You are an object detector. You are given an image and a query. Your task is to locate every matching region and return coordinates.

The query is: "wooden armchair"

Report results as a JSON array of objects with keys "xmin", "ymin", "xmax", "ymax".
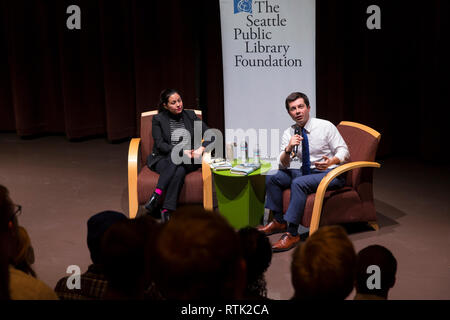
[
  {"xmin": 281, "ymin": 121, "xmax": 381, "ymax": 235},
  {"xmin": 127, "ymin": 110, "xmax": 213, "ymax": 218}
]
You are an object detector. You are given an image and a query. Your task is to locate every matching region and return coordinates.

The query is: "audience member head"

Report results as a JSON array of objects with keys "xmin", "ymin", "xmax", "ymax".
[
  {"xmin": 238, "ymin": 226, "xmax": 272, "ymax": 299},
  {"xmin": 291, "ymin": 225, "xmax": 356, "ymax": 300},
  {"xmin": 355, "ymin": 245, "xmax": 397, "ymax": 299},
  {"xmin": 1, "ymin": 185, "xmax": 23, "ymax": 299},
  {"xmin": 0, "ymin": 185, "xmax": 14, "ymax": 299},
  {"xmin": 0, "ymin": 185, "xmax": 17, "ymax": 232},
  {"xmin": 11, "ymin": 226, "xmax": 36, "ymax": 278},
  {"xmin": 0, "ymin": 232, "xmax": 8, "ymax": 300},
  {"xmin": 87, "ymin": 210, "xmax": 128, "ymax": 265},
  {"xmin": 153, "ymin": 206, "xmax": 246, "ymax": 300},
  {"xmin": 101, "ymin": 216, "xmax": 159, "ymax": 299}
]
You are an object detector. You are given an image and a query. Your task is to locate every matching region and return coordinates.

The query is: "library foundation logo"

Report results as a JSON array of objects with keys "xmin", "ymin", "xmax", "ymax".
[
  {"xmin": 231, "ymin": 0, "xmax": 302, "ymax": 68},
  {"xmin": 234, "ymin": 0, "xmax": 252, "ymax": 14}
]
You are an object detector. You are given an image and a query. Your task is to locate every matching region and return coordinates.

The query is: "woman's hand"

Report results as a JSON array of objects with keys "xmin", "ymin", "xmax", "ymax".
[
  {"xmin": 184, "ymin": 149, "xmax": 194, "ymax": 158},
  {"xmin": 192, "ymin": 146, "xmax": 205, "ymax": 159}
]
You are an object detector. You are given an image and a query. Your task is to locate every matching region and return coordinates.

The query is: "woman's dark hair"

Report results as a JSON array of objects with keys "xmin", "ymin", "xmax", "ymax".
[
  {"xmin": 158, "ymin": 89, "xmax": 181, "ymax": 111},
  {"xmin": 285, "ymin": 92, "xmax": 310, "ymax": 111}
]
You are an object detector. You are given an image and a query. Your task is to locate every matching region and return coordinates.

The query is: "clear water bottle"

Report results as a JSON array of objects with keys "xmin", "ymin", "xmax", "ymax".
[
  {"xmin": 226, "ymin": 143, "xmax": 234, "ymax": 162},
  {"xmin": 254, "ymin": 144, "xmax": 260, "ymax": 164},
  {"xmin": 240, "ymin": 140, "xmax": 248, "ymax": 163}
]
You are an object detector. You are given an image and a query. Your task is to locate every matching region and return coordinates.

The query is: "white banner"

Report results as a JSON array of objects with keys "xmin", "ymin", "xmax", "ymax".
[{"xmin": 219, "ymin": 0, "xmax": 316, "ymax": 164}]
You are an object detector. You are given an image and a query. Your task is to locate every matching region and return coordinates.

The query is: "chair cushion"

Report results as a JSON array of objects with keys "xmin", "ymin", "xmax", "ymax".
[
  {"xmin": 137, "ymin": 167, "xmax": 203, "ymax": 205},
  {"xmin": 282, "ymin": 187, "xmax": 376, "ymax": 227}
]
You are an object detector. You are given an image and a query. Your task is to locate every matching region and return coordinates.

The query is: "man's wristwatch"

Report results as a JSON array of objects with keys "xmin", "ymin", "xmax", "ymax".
[{"xmin": 284, "ymin": 147, "xmax": 291, "ymax": 155}]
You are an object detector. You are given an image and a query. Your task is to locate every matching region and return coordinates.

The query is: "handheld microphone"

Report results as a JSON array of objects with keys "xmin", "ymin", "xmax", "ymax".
[{"xmin": 293, "ymin": 126, "xmax": 301, "ymax": 155}]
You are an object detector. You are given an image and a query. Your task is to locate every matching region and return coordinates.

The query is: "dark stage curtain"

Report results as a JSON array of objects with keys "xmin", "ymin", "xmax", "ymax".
[
  {"xmin": 316, "ymin": 0, "xmax": 450, "ymax": 160},
  {"xmin": 1, "ymin": 0, "xmax": 448, "ymax": 160},
  {"xmin": 0, "ymin": 0, "xmax": 224, "ymax": 141}
]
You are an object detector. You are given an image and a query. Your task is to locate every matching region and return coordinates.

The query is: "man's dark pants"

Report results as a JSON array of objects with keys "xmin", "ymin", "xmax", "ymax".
[{"xmin": 265, "ymin": 168, "xmax": 346, "ymax": 225}]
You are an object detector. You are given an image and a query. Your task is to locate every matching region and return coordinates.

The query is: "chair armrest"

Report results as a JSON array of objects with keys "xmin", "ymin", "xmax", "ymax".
[
  {"xmin": 128, "ymin": 138, "xmax": 141, "ymax": 219},
  {"xmin": 309, "ymin": 161, "xmax": 381, "ymax": 235},
  {"xmin": 202, "ymin": 151, "xmax": 214, "ymax": 211}
]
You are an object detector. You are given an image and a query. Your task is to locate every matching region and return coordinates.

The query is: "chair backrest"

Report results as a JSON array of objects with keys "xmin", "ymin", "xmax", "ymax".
[
  {"xmin": 337, "ymin": 121, "xmax": 381, "ymax": 188},
  {"xmin": 139, "ymin": 109, "xmax": 203, "ymax": 168}
]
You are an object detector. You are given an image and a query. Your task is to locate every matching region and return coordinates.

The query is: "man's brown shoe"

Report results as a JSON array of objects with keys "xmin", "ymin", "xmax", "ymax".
[
  {"xmin": 272, "ymin": 232, "xmax": 301, "ymax": 252},
  {"xmin": 257, "ymin": 220, "xmax": 287, "ymax": 236}
]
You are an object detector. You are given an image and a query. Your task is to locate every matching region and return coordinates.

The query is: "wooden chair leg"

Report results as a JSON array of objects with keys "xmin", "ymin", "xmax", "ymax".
[
  {"xmin": 128, "ymin": 138, "xmax": 141, "ymax": 219},
  {"xmin": 202, "ymin": 152, "xmax": 214, "ymax": 211}
]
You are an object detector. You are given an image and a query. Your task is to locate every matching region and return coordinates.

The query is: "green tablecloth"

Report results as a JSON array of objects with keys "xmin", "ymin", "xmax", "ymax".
[{"xmin": 211, "ymin": 160, "xmax": 272, "ymax": 229}]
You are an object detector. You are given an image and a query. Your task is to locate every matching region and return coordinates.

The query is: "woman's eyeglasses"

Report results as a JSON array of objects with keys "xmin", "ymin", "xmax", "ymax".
[{"xmin": 14, "ymin": 204, "xmax": 22, "ymax": 217}]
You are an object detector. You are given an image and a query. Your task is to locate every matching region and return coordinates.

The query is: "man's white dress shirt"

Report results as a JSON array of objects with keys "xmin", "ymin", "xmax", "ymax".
[{"xmin": 278, "ymin": 118, "xmax": 350, "ymax": 170}]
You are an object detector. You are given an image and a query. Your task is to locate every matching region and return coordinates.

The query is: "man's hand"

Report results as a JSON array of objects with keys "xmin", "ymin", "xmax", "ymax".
[
  {"xmin": 314, "ymin": 156, "xmax": 340, "ymax": 170},
  {"xmin": 288, "ymin": 134, "xmax": 303, "ymax": 153}
]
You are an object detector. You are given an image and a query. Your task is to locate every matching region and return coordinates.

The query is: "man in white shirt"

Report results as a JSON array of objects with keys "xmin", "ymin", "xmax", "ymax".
[{"xmin": 258, "ymin": 92, "xmax": 350, "ymax": 252}]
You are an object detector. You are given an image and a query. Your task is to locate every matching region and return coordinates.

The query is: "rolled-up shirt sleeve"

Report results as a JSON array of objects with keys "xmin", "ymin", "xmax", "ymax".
[{"xmin": 277, "ymin": 128, "xmax": 291, "ymax": 167}]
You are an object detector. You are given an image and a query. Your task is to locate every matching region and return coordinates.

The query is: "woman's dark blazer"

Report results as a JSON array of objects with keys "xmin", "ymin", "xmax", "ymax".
[{"xmin": 146, "ymin": 109, "xmax": 211, "ymax": 170}]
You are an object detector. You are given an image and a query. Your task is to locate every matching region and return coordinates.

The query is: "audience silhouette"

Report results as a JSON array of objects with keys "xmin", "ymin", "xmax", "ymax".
[
  {"xmin": 2, "ymin": 182, "xmax": 401, "ymax": 302},
  {"xmin": 0, "ymin": 186, "xmax": 11, "ymax": 300},
  {"xmin": 54, "ymin": 210, "xmax": 128, "ymax": 300},
  {"xmin": 11, "ymin": 226, "xmax": 36, "ymax": 278},
  {"xmin": 0, "ymin": 184, "xmax": 58, "ymax": 300},
  {"xmin": 238, "ymin": 226, "xmax": 272, "ymax": 300},
  {"xmin": 152, "ymin": 205, "xmax": 246, "ymax": 300},
  {"xmin": 101, "ymin": 215, "xmax": 161, "ymax": 299},
  {"xmin": 354, "ymin": 244, "xmax": 397, "ymax": 300},
  {"xmin": 291, "ymin": 225, "xmax": 356, "ymax": 300}
]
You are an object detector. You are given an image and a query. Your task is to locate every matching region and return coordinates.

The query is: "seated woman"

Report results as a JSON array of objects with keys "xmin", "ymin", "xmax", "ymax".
[{"xmin": 144, "ymin": 89, "xmax": 212, "ymax": 221}]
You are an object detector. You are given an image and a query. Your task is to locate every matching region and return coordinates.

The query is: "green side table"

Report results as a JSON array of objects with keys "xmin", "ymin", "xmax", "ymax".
[{"xmin": 211, "ymin": 160, "xmax": 272, "ymax": 229}]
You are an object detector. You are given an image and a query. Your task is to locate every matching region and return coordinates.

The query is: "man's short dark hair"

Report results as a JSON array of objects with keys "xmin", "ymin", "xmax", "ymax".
[
  {"xmin": 100, "ymin": 218, "xmax": 153, "ymax": 297},
  {"xmin": 285, "ymin": 92, "xmax": 310, "ymax": 111},
  {"xmin": 87, "ymin": 210, "xmax": 128, "ymax": 265},
  {"xmin": 356, "ymin": 245, "xmax": 397, "ymax": 298}
]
